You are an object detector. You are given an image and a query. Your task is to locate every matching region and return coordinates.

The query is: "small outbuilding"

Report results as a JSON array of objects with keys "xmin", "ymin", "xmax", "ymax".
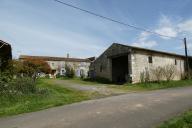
[
  {"xmin": 90, "ymin": 43, "xmax": 190, "ymax": 84},
  {"xmin": 0, "ymin": 40, "xmax": 12, "ymax": 71}
]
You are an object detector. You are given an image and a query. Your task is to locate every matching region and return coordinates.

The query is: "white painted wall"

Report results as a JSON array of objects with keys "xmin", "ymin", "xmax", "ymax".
[{"xmin": 47, "ymin": 61, "xmax": 90, "ymax": 77}]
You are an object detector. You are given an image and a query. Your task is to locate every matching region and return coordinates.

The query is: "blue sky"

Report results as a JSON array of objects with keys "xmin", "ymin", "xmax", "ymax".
[{"xmin": 1, "ymin": 0, "xmax": 192, "ymax": 58}]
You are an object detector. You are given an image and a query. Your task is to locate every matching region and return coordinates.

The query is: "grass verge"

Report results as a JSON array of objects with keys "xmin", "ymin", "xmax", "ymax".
[
  {"xmin": 0, "ymin": 79, "xmax": 99, "ymax": 117},
  {"xmin": 157, "ymin": 110, "xmax": 192, "ymax": 128},
  {"xmin": 58, "ymin": 77, "xmax": 101, "ymax": 85},
  {"xmin": 57, "ymin": 77, "xmax": 192, "ymax": 92},
  {"xmin": 111, "ymin": 79, "xmax": 192, "ymax": 91}
]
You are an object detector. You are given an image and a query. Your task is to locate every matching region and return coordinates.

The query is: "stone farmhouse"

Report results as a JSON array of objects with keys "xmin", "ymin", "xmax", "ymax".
[
  {"xmin": 0, "ymin": 40, "xmax": 12, "ymax": 71},
  {"xmin": 19, "ymin": 55, "xmax": 94, "ymax": 78},
  {"xmin": 90, "ymin": 43, "xmax": 191, "ymax": 84}
]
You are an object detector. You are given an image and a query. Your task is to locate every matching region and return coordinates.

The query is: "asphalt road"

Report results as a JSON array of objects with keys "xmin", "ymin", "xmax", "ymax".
[{"xmin": 1, "ymin": 86, "xmax": 192, "ymax": 128}]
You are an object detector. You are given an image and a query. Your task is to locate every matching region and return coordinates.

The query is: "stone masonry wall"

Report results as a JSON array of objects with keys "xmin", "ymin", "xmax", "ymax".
[
  {"xmin": 47, "ymin": 61, "xmax": 90, "ymax": 77},
  {"xmin": 90, "ymin": 43, "xmax": 132, "ymax": 81},
  {"xmin": 131, "ymin": 50, "xmax": 185, "ymax": 83}
]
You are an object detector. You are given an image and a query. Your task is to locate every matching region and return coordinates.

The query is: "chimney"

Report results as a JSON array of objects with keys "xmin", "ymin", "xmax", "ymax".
[{"xmin": 67, "ymin": 53, "xmax": 69, "ymax": 58}]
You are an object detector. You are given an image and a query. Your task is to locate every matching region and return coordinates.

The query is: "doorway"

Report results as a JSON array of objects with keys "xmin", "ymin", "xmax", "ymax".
[{"xmin": 112, "ymin": 55, "xmax": 128, "ymax": 84}]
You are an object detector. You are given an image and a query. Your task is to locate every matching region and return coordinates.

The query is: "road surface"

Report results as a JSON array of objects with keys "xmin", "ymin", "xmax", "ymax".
[{"xmin": 1, "ymin": 86, "xmax": 192, "ymax": 128}]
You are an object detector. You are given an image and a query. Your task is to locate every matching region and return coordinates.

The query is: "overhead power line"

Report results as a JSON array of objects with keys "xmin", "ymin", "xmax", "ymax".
[{"xmin": 53, "ymin": 0, "xmax": 183, "ymax": 40}]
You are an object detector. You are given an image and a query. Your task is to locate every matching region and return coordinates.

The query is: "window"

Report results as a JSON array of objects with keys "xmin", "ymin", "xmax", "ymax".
[
  {"xmin": 175, "ymin": 59, "xmax": 177, "ymax": 65},
  {"xmin": 80, "ymin": 69, "xmax": 84, "ymax": 76},
  {"xmin": 100, "ymin": 65, "xmax": 103, "ymax": 72},
  {"xmin": 62, "ymin": 70, "xmax": 65, "ymax": 75},
  {"xmin": 148, "ymin": 56, "xmax": 153, "ymax": 63}
]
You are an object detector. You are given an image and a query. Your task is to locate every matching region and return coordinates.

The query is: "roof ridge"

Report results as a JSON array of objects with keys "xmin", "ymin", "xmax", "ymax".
[
  {"xmin": 19, "ymin": 55, "xmax": 91, "ymax": 62},
  {"xmin": 113, "ymin": 43, "xmax": 188, "ymax": 57}
]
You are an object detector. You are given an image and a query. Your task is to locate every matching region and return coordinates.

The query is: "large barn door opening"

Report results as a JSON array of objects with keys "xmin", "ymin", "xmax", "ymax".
[{"xmin": 112, "ymin": 55, "xmax": 128, "ymax": 84}]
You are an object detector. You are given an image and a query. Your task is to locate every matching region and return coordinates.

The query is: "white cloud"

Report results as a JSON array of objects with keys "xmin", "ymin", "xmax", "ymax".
[
  {"xmin": 158, "ymin": 15, "xmax": 173, "ymax": 27},
  {"xmin": 178, "ymin": 20, "xmax": 192, "ymax": 33},
  {"xmin": 132, "ymin": 32, "xmax": 157, "ymax": 48},
  {"xmin": 155, "ymin": 27, "xmax": 178, "ymax": 38},
  {"xmin": 132, "ymin": 40, "xmax": 157, "ymax": 48},
  {"xmin": 138, "ymin": 32, "xmax": 151, "ymax": 41},
  {"xmin": 154, "ymin": 15, "xmax": 192, "ymax": 40},
  {"xmin": 154, "ymin": 15, "xmax": 178, "ymax": 39}
]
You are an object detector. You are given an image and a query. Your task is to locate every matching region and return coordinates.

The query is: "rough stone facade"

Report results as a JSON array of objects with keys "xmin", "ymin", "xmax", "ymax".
[
  {"xmin": 90, "ymin": 43, "xmax": 186, "ymax": 83},
  {"xmin": 47, "ymin": 60, "xmax": 90, "ymax": 77},
  {"xmin": 131, "ymin": 50, "xmax": 185, "ymax": 83}
]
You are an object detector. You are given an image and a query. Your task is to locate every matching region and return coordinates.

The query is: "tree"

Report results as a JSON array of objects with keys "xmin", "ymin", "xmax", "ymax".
[{"xmin": 22, "ymin": 58, "xmax": 51, "ymax": 81}]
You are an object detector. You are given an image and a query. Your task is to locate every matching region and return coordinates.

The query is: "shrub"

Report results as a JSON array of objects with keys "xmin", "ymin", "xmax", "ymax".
[
  {"xmin": 140, "ymin": 68, "xmax": 150, "ymax": 83},
  {"xmin": 80, "ymin": 73, "xmax": 85, "ymax": 79},
  {"xmin": 80, "ymin": 69, "xmax": 86, "ymax": 79},
  {"xmin": 65, "ymin": 64, "xmax": 75, "ymax": 78},
  {"xmin": 181, "ymin": 70, "xmax": 192, "ymax": 80},
  {"xmin": 140, "ymin": 65, "xmax": 176, "ymax": 83},
  {"xmin": 162, "ymin": 65, "xmax": 176, "ymax": 81},
  {"xmin": 22, "ymin": 58, "xmax": 51, "ymax": 81},
  {"xmin": 0, "ymin": 77, "xmax": 37, "ymax": 96},
  {"xmin": 0, "ymin": 72, "xmax": 13, "ymax": 96},
  {"xmin": 140, "ymin": 72, "xmax": 145, "ymax": 83},
  {"xmin": 56, "ymin": 73, "xmax": 62, "ymax": 78},
  {"xmin": 151, "ymin": 66, "xmax": 164, "ymax": 82},
  {"xmin": 45, "ymin": 74, "xmax": 50, "ymax": 79},
  {"xmin": 4, "ymin": 59, "xmax": 51, "ymax": 81},
  {"xmin": 11, "ymin": 77, "xmax": 36, "ymax": 94}
]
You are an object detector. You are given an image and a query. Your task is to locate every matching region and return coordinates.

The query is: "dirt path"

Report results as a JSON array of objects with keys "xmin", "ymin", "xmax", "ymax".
[
  {"xmin": 52, "ymin": 79, "xmax": 126, "ymax": 95},
  {"xmin": 1, "ymin": 86, "xmax": 192, "ymax": 128}
]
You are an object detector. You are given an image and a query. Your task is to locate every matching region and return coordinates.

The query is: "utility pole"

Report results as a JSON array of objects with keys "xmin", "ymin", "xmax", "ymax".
[{"xmin": 184, "ymin": 37, "xmax": 190, "ymax": 76}]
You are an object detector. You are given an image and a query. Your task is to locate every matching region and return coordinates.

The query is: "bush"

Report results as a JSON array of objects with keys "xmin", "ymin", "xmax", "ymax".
[
  {"xmin": 140, "ymin": 68, "xmax": 150, "ymax": 83},
  {"xmin": 0, "ymin": 77, "xmax": 37, "ymax": 96},
  {"xmin": 65, "ymin": 64, "xmax": 75, "ymax": 78},
  {"xmin": 0, "ymin": 72, "xmax": 13, "ymax": 96},
  {"xmin": 162, "ymin": 65, "xmax": 176, "ymax": 82},
  {"xmin": 151, "ymin": 66, "xmax": 164, "ymax": 82},
  {"xmin": 80, "ymin": 69, "xmax": 86, "ymax": 79},
  {"xmin": 140, "ymin": 65, "xmax": 176, "ymax": 83},
  {"xmin": 11, "ymin": 77, "xmax": 36, "ymax": 94},
  {"xmin": 56, "ymin": 73, "xmax": 62, "ymax": 78}
]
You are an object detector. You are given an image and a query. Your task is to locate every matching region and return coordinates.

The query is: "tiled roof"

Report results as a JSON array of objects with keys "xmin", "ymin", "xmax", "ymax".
[
  {"xmin": 19, "ymin": 55, "xmax": 91, "ymax": 62},
  {"xmin": 113, "ymin": 43, "xmax": 188, "ymax": 58}
]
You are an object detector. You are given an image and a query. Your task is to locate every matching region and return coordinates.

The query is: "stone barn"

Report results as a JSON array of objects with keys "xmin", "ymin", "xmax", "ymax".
[
  {"xmin": 90, "ymin": 43, "xmax": 188, "ymax": 84},
  {"xmin": 0, "ymin": 40, "xmax": 12, "ymax": 71}
]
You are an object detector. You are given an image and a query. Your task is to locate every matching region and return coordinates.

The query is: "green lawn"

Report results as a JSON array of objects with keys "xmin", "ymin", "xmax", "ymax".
[
  {"xmin": 58, "ymin": 77, "xmax": 104, "ymax": 85},
  {"xmin": 107, "ymin": 79, "xmax": 192, "ymax": 91},
  {"xmin": 0, "ymin": 79, "xmax": 99, "ymax": 117},
  {"xmin": 157, "ymin": 110, "xmax": 192, "ymax": 128},
  {"xmin": 58, "ymin": 77, "xmax": 192, "ymax": 91}
]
